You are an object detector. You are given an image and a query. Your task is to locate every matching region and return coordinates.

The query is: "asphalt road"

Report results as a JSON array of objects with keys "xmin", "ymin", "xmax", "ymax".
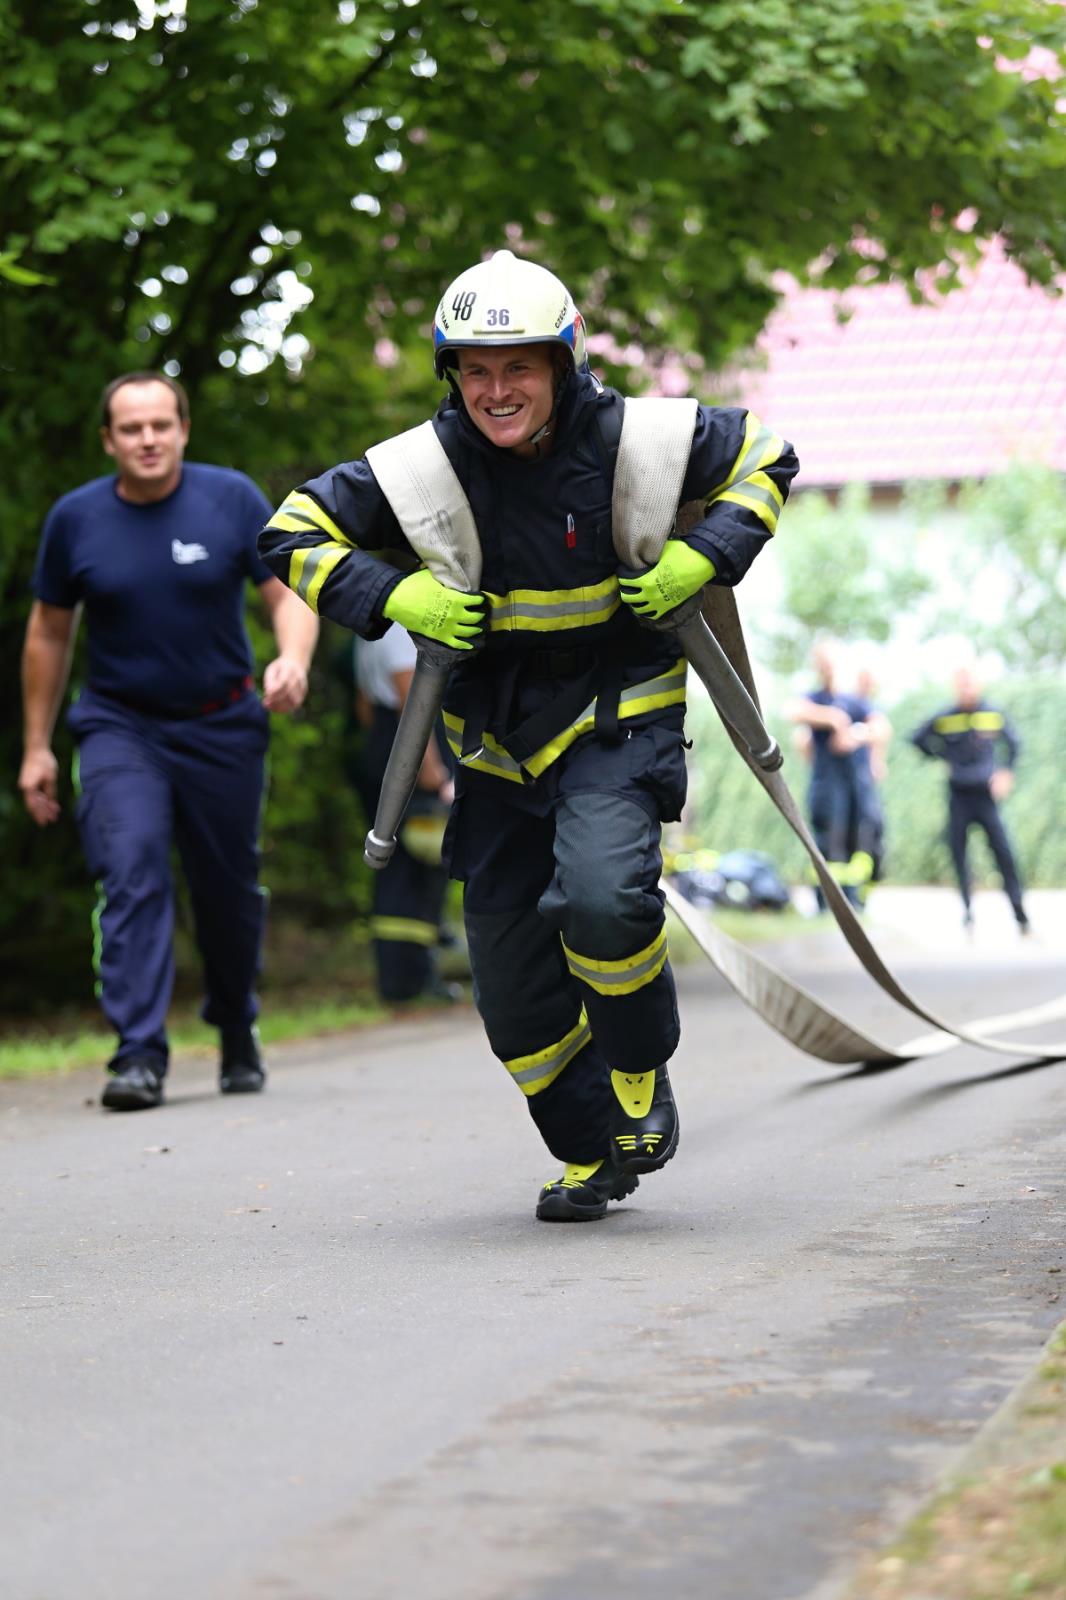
[{"xmin": 3, "ymin": 900, "xmax": 1065, "ymax": 1600}]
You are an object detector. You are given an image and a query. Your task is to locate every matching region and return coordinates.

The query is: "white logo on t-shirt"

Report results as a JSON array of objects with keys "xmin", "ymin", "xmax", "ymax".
[{"xmin": 172, "ymin": 539, "xmax": 209, "ymax": 565}]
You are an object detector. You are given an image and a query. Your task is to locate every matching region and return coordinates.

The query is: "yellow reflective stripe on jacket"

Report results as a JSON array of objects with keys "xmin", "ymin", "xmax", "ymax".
[
  {"xmin": 562, "ymin": 924, "xmax": 669, "ymax": 996},
  {"xmin": 702, "ymin": 414, "xmax": 788, "ymax": 535},
  {"xmin": 370, "ymin": 915, "xmax": 438, "ymax": 946},
  {"xmin": 290, "ymin": 543, "xmax": 352, "ymax": 610},
  {"xmin": 934, "ymin": 712, "xmax": 1005, "ymax": 734},
  {"xmin": 268, "ymin": 491, "xmax": 351, "ymax": 545},
  {"xmin": 504, "ymin": 1010, "xmax": 591, "ymax": 1096},
  {"xmin": 526, "ymin": 661, "xmax": 687, "ymax": 778},
  {"xmin": 705, "ymin": 469, "xmax": 785, "ymax": 534},
  {"xmin": 442, "ymin": 659, "xmax": 687, "ymax": 784},
  {"xmin": 485, "ymin": 577, "xmax": 620, "ymax": 633},
  {"xmin": 441, "ymin": 715, "xmax": 526, "ymax": 783},
  {"xmin": 267, "ymin": 492, "xmax": 355, "ymax": 609},
  {"xmin": 727, "ymin": 414, "xmax": 787, "ymax": 486}
]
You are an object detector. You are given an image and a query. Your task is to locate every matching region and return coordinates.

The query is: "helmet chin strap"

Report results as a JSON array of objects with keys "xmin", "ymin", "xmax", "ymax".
[
  {"xmin": 526, "ymin": 365, "xmax": 572, "ymax": 455},
  {"xmin": 526, "ymin": 417, "xmax": 553, "ymax": 453}
]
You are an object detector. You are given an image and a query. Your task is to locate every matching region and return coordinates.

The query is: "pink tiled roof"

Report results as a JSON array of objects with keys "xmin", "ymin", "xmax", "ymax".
[{"xmin": 735, "ymin": 240, "xmax": 1066, "ymax": 487}]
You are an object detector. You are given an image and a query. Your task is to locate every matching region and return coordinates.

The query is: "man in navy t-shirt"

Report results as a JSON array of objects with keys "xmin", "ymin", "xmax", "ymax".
[{"xmin": 19, "ymin": 372, "xmax": 319, "ymax": 1110}]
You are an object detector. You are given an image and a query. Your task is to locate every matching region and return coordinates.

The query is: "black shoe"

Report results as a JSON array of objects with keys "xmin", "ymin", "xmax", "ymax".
[
  {"xmin": 609, "ymin": 1063, "xmax": 680, "ymax": 1174},
  {"xmin": 219, "ymin": 1025, "xmax": 266, "ymax": 1095},
  {"xmin": 536, "ymin": 1157, "xmax": 639, "ymax": 1222},
  {"xmin": 962, "ymin": 907, "xmax": 974, "ymax": 930},
  {"xmin": 101, "ymin": 1057, "xmax": 165, "ymax": 1111}
]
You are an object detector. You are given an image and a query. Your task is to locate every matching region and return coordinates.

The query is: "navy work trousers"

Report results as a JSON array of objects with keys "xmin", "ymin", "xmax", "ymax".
[
  {"xmin": 446, "ymin": 723, "xmax": 686, "ymax": 1164},
  {"xmin": 68, "ymin": 688, "xmax": 269, "ymax": 1070},
  {"xmin": 947, "ymin": 785, "xmax": 1026, "ymax": 920}
]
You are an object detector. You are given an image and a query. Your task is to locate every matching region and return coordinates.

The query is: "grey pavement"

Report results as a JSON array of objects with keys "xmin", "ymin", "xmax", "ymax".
[{"xmin": 2, "ymin": 891, "xmax": 1065, "ymax": 1600}]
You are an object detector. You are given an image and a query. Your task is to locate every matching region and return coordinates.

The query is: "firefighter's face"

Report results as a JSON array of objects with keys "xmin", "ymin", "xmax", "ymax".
[
  {"xmin": 456, "ymin": 345, "xmax": 556, "ymax": 457},
  {"xmin": 954, "ymin": 668, "xmax": 981, "ymax": 708}
]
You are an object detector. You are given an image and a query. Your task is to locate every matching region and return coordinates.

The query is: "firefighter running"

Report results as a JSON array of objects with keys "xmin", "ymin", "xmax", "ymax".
[{"xmin": 259, "ymin": 251, "xmax": 798, "ymax": 1220}]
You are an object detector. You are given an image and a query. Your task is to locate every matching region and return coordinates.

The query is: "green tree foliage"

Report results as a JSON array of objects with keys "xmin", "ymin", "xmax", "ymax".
[
  {"xmin": 3, "ymin": 0, "xmax": 1066, "ymax": 1008},
  {"xmin": 686, "ymin": 677, "xmax": 1066, "ymax": 890},
  {"xmin": 756, "ymin": 483, "xmax": 934, "ymax": 673},
  {"xmin": 950, "ymin": 467, "xmax": 1066, "ymax": 672}
]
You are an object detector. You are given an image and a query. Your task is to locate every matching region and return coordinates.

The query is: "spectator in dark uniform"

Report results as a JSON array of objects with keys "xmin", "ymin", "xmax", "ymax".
[
  {"xmin": 852, "ymin": 663, "xmax": 892, "ymax": 885},
  {"xmin": 910, "ymin": 666, "xmax": 1029, "ymax": 932},
  {"xmin": 18, "ymin": 372, "xmax": 319, "ymax": 1110},
  {"xmin": 787, "ymin": 641, "xmax": 887, "ymax": 907},
  {"xmin": 354, "ymin": 626, "xmax": 457, "ymax": 1003}
]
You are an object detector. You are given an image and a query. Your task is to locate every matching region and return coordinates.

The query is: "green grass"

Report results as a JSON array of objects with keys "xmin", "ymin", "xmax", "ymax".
[
  {"xmin": 0, "ymin": 902, "xmax": 812, "ymax": 1081},
  {"xmin": 848, "ymin": 1320, "xmax": 1066, "ymax": 1600},
  {"xmin": 0, "ymin": 996, "xmax": 390, "ymax": 1080}
]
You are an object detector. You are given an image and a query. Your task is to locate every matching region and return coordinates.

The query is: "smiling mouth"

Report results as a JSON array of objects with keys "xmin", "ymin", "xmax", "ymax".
[{"xmin": 486, "ymin": 405, "xmax": 522, "ymax": 418}]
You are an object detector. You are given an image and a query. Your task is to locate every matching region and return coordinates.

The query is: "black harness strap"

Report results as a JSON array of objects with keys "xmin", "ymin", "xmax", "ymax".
[{"xmin": 498, "ymin": 669, "xmax": 600, "ymax": 769}]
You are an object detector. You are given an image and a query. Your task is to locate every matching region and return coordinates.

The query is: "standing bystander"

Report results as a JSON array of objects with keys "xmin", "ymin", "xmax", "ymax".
[
  {"xmin": 910, "ymin": 667, "xmax": 1029, "ymax": 933},
  {"xmin": 18, "ymin": 372, "xmax": 319, "ymax": 1110},
  {"xmin": 787, "ymin": 641, "xmax": 885, "ymax": 908}
]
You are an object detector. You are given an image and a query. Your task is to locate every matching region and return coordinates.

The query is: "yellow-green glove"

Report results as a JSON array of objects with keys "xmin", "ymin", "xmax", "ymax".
[
  {"xmin": 382, "ymin": 569, "xmax": 485, "ymax": 650},
  {"xmin": 618, "ymin": 541, "xmax": 716, "ymax": 621}
]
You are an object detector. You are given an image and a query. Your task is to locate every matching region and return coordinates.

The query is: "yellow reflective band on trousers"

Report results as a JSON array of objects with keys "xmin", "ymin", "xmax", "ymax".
[
  {"xmin": 809, "ymin": 852, "xmax": 875, "ymax": 889},
  {"xmin": 704, "ymin": 414, "xmax": 787, "ymax": 536},
  {"xmin": 505, "ymin": 1010, "xmax": 592, "ymax": 1096},
  {"xmin": 370, "ymin": 915, "xmax": 438, "ymax": 947},
  {"xmin": 934, "ymin": 711, "xmax": 1005, "ymax": 734},
  {"xmin": 562, "ymin": 924, "xmax": 669, "ymax": 997},
  {"xmin": 442, "ymin": 660, "xmax": 687, "ymax": 785},
  {"xmin": 400, "ymin": 814, "xmax": 446, "ymax": 865},
  {"xmin": 485, "ymin": 577, "xmax": 620, "ymax": 633}
]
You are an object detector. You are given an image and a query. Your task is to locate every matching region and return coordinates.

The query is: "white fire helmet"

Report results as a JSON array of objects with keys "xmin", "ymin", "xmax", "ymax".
[{"xmin": 432, "ymin": 249, "xmax": 586, "ymax": 378}]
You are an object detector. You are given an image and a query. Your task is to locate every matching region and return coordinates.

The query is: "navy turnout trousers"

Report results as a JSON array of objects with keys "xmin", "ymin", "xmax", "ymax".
[
  {"xmin": 947, "ymin": 785, "xmax": 1026, "ymax": 920},
  {"xmin": 445, "ymin": 722, "xmax": 686, "ymax": 1165},
  {"xmin": 68, "ymin": 688, "xmax": 269, "ymax": 1070}
]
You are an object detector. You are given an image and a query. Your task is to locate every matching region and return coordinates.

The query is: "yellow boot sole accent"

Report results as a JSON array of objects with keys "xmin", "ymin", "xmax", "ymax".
[{"xmin": 610, "ymin": 1068, "xmax": 655, "ymax": 1118}]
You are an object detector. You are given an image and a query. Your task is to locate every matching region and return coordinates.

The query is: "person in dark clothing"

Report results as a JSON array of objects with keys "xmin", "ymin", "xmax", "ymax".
[
  {"xmin": 354, "ymin": 626, "xmax": 456, "ymax": 1003},
  {"xmin": 259, "ymin": 249, "xmax": 798, "ymax": 1221},
  {"xmin": 910, "ymin": 667, "xmax": 1029, "ymax": 932},
  {"xmin": 851, "ymin": 664, "xmax": 892, "ymax": 885},
  {"xmin": 787, "ymin": 643, "xmax": 887, "ymax": 907},
  {"xmin": 19, "ymin": 372, "xmax": 319, "ymax": 1110}
]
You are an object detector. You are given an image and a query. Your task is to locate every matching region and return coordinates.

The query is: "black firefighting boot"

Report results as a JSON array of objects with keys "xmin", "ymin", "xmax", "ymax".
[
  {"xmin": 608, "ymin": 1064, "xmax": 679, "ymax": 1174},
  {"xmin": 535, "ymin": 1156, "xmax": 639, "ymax": 1223}
]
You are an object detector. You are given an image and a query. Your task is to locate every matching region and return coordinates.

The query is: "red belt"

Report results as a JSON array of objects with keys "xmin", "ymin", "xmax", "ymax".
[{"xmin": 101, "ymin": 676, "xmax": 255, "ymax": 720}]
